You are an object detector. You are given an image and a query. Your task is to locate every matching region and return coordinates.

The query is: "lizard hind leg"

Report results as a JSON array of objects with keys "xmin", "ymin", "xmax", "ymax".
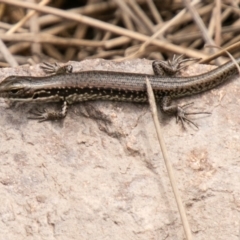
[{"xmin": 161, "ymin": 96, "xmax": 211, "ymax": 129}]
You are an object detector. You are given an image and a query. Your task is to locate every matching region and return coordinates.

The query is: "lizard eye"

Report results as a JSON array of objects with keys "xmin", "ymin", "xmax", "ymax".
[
  {"xmin": 11, "ymin": 89, "xmax": 20, "ymax": 94},
  {"xmin": 33, "ymin": 93, "xmax": 39, "ymax": 99}
]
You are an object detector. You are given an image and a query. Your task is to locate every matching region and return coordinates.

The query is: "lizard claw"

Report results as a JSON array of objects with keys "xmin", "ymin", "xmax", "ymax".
[
  {"xmin": 41, "ymin": 62, "xmax": 73, "ymax": 75},
  {"xmin": 28, "ymin": 101, "xmax": 68, "ymax": 122},
  {"xmin": 28, "ymin": 108, "xmax": 53, "ymax": 122},
  {"xmin": 176, "ymin": 102, "xmax": 211, "ymax": 129}
]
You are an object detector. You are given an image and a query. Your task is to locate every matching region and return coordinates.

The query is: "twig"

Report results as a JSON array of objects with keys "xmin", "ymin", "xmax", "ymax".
[
  {"xmin": 183, "ymin": 0, "xmax": 218, "ymax": 59},
  {"xmin": 146, "ymin": 0, "xmax": 162, "ymax": 24},
  {"xmin": 0, "ymin": 0, "xmax": 208, "ymax": 59},
  {"xmin": 145, "ymin": 76, "xmax": 192, "ymax": 240},
  {"xmin": 121, "ymin": 0, "xmax": 201, "ymax": 60},
  {"xmin": 199, "ymin": 41, "xmax": 240, "ymax": 64},
  {"xmin": 214, "ymin": 0, "xmax": 221, "ymax": 46},
  {"xmin": 0, "ymin": 33, "xmax": 103, "ymax": 47},
  {"xmin": 6, "ymin": 0, "xmax": 50, "ymax": 35},
  {"xmin": 0, "ymin": 40, "xmax": 18, "ymax": 67}
]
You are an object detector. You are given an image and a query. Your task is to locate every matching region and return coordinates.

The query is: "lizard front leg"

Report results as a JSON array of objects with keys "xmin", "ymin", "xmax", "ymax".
[
  {"xmin": 152, "ymin": 54, "xmax": 200, "ymax": 76},
  {"xmin": 28, "ymin": 62, "xmax": 72, "ymax": 121},
  {"xmin": 29, "ymin": 101, "xmax": 68, "ymax": 122}
]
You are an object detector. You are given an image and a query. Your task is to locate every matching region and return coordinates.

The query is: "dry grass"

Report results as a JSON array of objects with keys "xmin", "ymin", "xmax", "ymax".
[{"xmin": 0, "ymin": 0, "xmax": 238, "ymax": 67}]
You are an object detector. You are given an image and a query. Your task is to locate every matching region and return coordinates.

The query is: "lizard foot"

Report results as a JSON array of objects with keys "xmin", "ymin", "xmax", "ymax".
[
  {"xmin": 41, "ymin": 62, "xmax": 73, "ymax": 75},
  {"xmin": 28, "ymin": 102, "xmax": 68, "ymax": 122},
  {"xmin": 176, "ymin": 102, "xmax": 211, "ymax": 129}
]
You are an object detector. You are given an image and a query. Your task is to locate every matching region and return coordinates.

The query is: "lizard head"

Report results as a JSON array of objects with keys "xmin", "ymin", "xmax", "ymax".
[{"xmin": 0, "ymin": 76, "xmax": 32, "ymax": 100}]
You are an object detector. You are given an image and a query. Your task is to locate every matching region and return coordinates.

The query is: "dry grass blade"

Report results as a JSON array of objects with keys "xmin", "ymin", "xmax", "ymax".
[
  {"xmin": 6, "ymin": 0, "xmax": 50, "ymax": 35},
  {"xmin": 145, "ymin": 77, "xmax": 193, "ymax": 240}
]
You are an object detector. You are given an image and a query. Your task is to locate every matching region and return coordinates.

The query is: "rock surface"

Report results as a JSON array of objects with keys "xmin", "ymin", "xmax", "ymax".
[{"xmin": 0, "ymin": 58, "xmax": 240, "ymax": 239}]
